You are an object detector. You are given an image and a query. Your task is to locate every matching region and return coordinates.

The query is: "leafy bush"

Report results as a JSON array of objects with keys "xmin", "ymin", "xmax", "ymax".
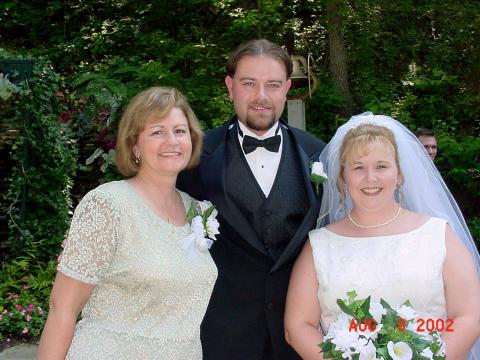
[
  {"xmin": 436, "ymin": 134, "xmax": 480, "ymax": 244},
  {"xmin": 0, "ymin": 258, "xmax": 55, "ymax": 342},
  {"xmin": 4, "ymin": 58, "xmax": 77, "ymax": 262}
]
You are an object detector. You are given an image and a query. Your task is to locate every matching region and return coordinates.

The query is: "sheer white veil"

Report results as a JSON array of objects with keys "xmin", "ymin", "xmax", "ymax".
[{"xmin": 317, "ymin": 112, "xmax": 480, "ymax": 359}]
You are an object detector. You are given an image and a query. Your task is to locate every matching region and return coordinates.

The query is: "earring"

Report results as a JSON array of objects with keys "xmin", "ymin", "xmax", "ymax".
[
  {"xmin": 135, "ymin": 154, "xmax": 140, "ymax": 164},
  {"xmin": 344, "ymin": 183, "xmax": 348, "ymax": 194},
  {"xmin": 395, "ymin": 184, "xmax": 403, "ymax": 205}
]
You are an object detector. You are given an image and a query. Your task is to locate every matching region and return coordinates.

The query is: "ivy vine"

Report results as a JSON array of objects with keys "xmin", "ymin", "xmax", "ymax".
[{"xmin": 5, "ymin": 58, "xmax": 77, "ymax": 262}]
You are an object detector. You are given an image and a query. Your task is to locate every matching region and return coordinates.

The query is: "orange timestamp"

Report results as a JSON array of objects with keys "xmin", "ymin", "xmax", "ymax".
[{"xmin": 349, "ymin": 318, "xmax": 454, "ymax": 333}]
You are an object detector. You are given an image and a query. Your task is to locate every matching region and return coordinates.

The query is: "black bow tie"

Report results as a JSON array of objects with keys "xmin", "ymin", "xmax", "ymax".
[{"xmin": 242, "ymin": 135, "xmax": 281, "ymax": 154}]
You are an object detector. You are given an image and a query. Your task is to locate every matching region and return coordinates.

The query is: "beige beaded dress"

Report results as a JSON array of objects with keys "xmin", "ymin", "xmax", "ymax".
[{"xmin": 58, "ymin": 180, "xmax": 217, "ymax": 360}]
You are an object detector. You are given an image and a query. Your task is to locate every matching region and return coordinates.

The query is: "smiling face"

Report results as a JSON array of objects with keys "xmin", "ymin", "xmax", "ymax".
[
  {"xmin": 342, "ymin": 140, "xmax": 399, "ymax": 212},
  {"xmin": 133, "ymin": 107, "xmax": 192, "ymax": 177},
  {"xmin": 225, "ymin": 55, "xmax": 291, "ymax": 136}
]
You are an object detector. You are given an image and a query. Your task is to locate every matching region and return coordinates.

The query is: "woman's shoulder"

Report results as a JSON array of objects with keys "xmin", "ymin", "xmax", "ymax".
[
  {"xmin": 79, "ymin": 180, "xmax": 129, "ymax": 208},
  {"xmin": 176, "ymin": 189, "xmax": 195, "ymax": 211}
]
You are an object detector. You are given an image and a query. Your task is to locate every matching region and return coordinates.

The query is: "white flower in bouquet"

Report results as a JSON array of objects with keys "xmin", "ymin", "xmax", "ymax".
[
  {"xmin": 324, "ymin": 313, "xmax": 360, "ymax": 353},
  {"xmin": 370, "ymin": 302, "xmax": 387, "ymax": 324},
  {"xmin": 358, "ymin": 340, "xmax": 377, "ymax": 360},
  {"xmin": 387, "ymin": 341, "xmax": 412, "ymax": 360},
  {"xmin": 421, "ymin": 347, "xmax": 434, "ymax": 359},
  {"xmin": 320, "ymin": 291, "xmax": 446, "ymax": 360},
  {"xmin": 395, "ymin": 305, "xmax": 415, "ymax": 321}
]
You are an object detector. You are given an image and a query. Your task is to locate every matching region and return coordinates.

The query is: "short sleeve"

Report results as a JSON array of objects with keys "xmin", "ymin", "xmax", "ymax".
[{"xmin": 58, "ymin": 189, "xmax": 118, "ymax": 284}]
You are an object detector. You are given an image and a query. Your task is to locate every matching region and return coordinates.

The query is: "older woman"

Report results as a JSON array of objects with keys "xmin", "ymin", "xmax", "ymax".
[
  {"xmin": 38, "ymin": 87, "xmax": 217, "ymax": 359},
  {"xmin": 285, "ymin": 113, "xmax": 480, "ymax": 360}
]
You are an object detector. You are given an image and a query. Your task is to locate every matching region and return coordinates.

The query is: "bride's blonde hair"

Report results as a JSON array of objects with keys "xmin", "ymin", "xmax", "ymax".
[{"xmin": 337, "ymin": 124, "xmax": 404, "ymax": 202}]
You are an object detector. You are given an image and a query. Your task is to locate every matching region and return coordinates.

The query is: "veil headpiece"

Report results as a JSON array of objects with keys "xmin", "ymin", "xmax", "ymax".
[{"xmin": 318, "ymin": 112, "xmax": 480, "ymax": 359}]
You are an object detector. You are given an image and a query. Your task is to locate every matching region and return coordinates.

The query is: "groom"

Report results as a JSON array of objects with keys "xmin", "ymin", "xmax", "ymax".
[{"xmin": 177, "ymin": 39, "xmax": 325, "ymax": 360}]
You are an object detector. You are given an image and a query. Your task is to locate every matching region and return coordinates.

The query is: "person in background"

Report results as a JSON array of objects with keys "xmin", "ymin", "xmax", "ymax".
[
  {"xmin": 177, "ymin": 39, "xmax": 325, "ymax": 360},
  {"xmin": 415, "ymin": 128, "xmax": 438, "ymax": 161},
  {"xmin": 37, "ymin": 86, "xmax": 217, "ymax": 360}
]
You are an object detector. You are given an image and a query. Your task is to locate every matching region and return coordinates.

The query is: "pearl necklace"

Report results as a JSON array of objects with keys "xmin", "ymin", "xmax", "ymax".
[{"xmin": 348, "ymin": 204, "xmax": 402, "ymax": 229}]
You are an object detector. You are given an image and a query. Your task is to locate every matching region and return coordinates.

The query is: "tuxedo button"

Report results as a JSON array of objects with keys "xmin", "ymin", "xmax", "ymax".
[
  {"xmin": 264, "ymin": 210, "xmax": 272, "ymax": 216},
  {"xmin": 266, "ymin": 302, "xmax": 274, "ymax": 310},
  {"xmin": 265, "ymin": 227, "xmax": 271, "ymax": 234}
]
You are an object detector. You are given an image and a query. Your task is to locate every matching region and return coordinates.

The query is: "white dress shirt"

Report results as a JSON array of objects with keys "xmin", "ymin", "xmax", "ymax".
[{"xmin": 237, "ymin": 121, "xmax": 283, "ymax": 197}]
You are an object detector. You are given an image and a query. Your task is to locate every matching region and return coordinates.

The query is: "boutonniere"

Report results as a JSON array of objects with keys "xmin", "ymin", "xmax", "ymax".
[
  {"xmin": 181, "ymin": 200, "xmax": 220, "ymax": 260},
  {"xmin": 310, "ymin": 161, "xmax": 328, "ymax": 195}
]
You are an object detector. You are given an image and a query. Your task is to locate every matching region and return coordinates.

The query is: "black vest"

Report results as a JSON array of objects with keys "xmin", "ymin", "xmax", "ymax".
[{"xmin": 225, "ymin": 125, "xmax": 310, "ymax": 259}]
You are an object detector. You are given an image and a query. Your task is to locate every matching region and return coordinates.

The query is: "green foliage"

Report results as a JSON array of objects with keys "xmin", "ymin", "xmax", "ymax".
[
  {"xmin": 4, "ymin": 58, "xmax": 77, "ymax": 262},
  {"xmin": 0, "ymin": 259, "xmax": 54, "ymax": 341},
  {"xmin": 436, "ymin": 134, "xmax": 480, "ymax": 244},
  {"xmin": 0, "ymin": 0, "xmax": 478, "ymax": 236}
]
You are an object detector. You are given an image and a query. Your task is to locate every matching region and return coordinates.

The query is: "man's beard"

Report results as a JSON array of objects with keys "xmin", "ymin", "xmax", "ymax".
[{"xmin": 245, "ymin": 111, "xmax": 277, "ymax": 132}]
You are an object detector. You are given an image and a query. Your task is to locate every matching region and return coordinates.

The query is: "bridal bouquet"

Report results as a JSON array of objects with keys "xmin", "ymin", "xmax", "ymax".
[
  {"xmin": 321, "ymin": 291, "xmax": 446, "ymax": 360},
  {"xmin": 181, "ymin": 200, "xmax": 220, "ymax": 260}
]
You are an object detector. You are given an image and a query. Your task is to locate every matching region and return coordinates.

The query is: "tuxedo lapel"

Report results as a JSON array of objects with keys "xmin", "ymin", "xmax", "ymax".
[
  {"xmin": 201, "ymin": 124, "xmax": 269, "ymax": 257},
  {"xmin": 271, "ymin": 125, "xmax": 321, "ymax": 272}
]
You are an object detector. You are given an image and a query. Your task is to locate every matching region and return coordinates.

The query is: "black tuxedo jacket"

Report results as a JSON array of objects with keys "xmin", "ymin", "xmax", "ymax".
[{"xmin": 177, "ymin": 117, "xmax": 325, "ymax": 360}]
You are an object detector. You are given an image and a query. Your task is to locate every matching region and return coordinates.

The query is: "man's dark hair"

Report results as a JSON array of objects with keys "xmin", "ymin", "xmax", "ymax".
[
  {"xmin": 415, "ymin": 128, "xmax": 435, "ymax": 138},
  {"xmin": 226, "ymin": 39, "xmax": 292, "ymax": 78}
]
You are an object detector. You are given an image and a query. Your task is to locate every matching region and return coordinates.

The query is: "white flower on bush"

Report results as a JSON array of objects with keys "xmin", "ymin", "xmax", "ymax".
[{"xmin": 387, "ymin": 341, "xmax": 412, "ymax": 360}]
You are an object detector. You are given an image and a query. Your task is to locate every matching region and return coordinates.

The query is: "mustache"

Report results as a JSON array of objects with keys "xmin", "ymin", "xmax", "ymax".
[{"xmin": 248, "ymin": 101, "xmax": 272, "ymax": 107}]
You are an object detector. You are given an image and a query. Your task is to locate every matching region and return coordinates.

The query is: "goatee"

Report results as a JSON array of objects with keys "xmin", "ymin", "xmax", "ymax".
[{"xmin": 245, "ymin": 113, "xmax": 277, "ymax": 132}]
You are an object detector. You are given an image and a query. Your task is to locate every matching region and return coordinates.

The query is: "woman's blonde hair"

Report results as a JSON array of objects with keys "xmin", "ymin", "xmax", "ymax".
[
  {"xmin": 337, "ymin": 124, "xmax": 404, "ymax": 199},
  {"xmin": 115, "ymin": 86, "xmax": 203, "ymax": 177}
]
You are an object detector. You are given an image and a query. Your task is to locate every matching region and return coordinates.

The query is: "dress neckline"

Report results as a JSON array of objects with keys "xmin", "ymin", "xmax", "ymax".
[
  {"xmin": 123, "ymin": 180, "xmax": 190, "ymax": 229},
  {"xmin": 322, "ymin": 216, "xmax": 438, "ymax": 240}
]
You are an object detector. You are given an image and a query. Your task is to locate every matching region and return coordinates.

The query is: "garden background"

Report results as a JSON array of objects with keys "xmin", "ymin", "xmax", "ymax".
[{"xmin": 0, "ymin": 0, "xmax": 479, "ymax": 346}]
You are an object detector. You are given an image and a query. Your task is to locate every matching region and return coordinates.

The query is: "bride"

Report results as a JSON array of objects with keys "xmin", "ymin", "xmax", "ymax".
[{"xmin": 284, "ymin": 113, "xmax": 480, "ymax": 359}]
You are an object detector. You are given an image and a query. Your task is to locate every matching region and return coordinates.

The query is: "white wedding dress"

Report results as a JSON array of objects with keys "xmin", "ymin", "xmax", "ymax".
[
  {"xmin": 58, "ymin": 180, "xmax": 217, "ymax": 359},
  {"xmin": 309, "ymin": 217, "xmax": 447, "ymax": 334}
]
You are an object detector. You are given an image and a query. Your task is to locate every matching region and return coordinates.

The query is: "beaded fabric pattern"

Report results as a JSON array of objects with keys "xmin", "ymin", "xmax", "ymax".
[{"xmin": 58, "ymin": 180, "xmax": 217, "ymax": 359}]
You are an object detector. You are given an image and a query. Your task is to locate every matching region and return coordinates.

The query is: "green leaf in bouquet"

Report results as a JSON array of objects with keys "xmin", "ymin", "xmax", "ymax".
[
  {"xmin": 357, "ymin": 296, "xmax": 372, "ymax": 319},
  {"xmin": 410, "ymin": 336, "xmax": 432, "ymax": 351},
  {"xmin": 336, "ymin": 298, "xmax": 356, "ymax": 318},
  {"xmin": 377, "ymin": 347, "xmax": 388, "ymax": 359},
  {"xmin": 321, "ymin": 341, "xmax": 335, "ymax": 353},
  {"xmin": 380, "ymin": 298, "xmax": 402, "ymax": 328},
  {"xmin": 346, "ymin": 290, "xmax": 358, "ymax": 303},
  {"xmin": 379, "ymin": 298, "xmax": 395, "ymax": 312}
]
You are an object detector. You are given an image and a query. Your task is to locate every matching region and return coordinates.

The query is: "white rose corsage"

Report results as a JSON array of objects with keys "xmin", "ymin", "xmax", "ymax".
[
  {"xmin": 180, "ymin": 200, "xmax": 219, "ymax": 260},
  {"xmin": 310, "ymin": 161, "xmax": 328, "ymax": 195}
]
